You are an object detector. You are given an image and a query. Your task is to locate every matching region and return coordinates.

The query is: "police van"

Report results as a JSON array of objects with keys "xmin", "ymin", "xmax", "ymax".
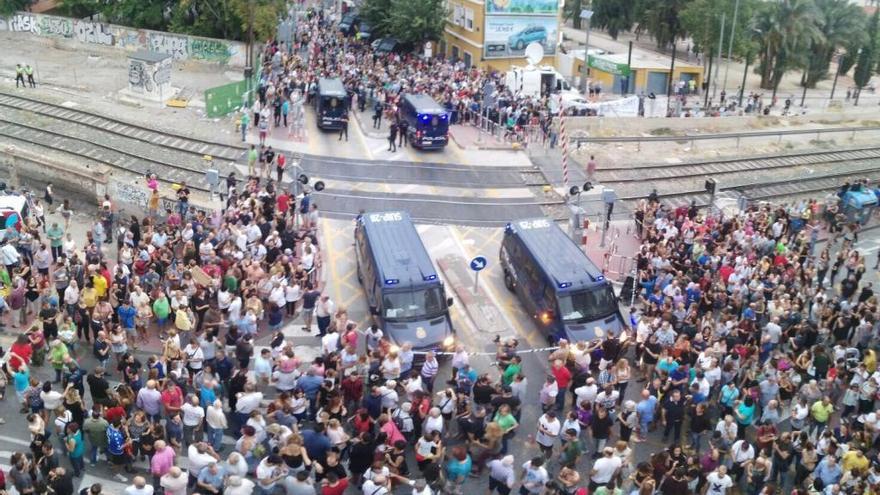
[
  {"xmin": 399, "ymin": 94, "xmax": 449, "ymax": 150},
  {"xmin": 314, "ymin": 78, "xmax": 348, "ymax": 130},
  {"xmin": 355, "ymin": 211, "xmax": 455, "ymax": 352},
  {"xmin": 500, "ymin": 218, "xmax": 625, "ymax": 343}
]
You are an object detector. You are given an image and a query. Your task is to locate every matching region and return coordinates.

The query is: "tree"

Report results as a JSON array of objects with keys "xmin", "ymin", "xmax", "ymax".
[
  {"xmin": 361, "ymin": 0, "xmax": 394, "ymax": 38},
  {"xmin": 803, "ymin": 0, "xmax": 866, "ymax": 87},
  {"xmin": 635, "ymin": 0, "xmax": 693, "ymax": 49},
  {"xmin": 101, "ymin": 0, "xmax": 172, "ymax": 32},
  {"xmin": 56, "ymin": 0, "xmax": 100, "ymax": 18},
  {"xmin": 384, "ymin": 0, "xmax": 447, "ymax": 45},
  {"xmin": 854, "ymin": 9, "xmax": 879, "ymax": 104},
  {"xmin": 563, "ymin": 0, "xmax": 585, "ymax": 30},
  {"xmin": 680, "ymin": 0, "xmax": 758, "ymax": 59},
  {"xmin": 591, "ymin": 0, "xmax": 636, "ymax": 40},
  {"xmin": 0, "ymin": 0, "xmax": 33, "ymax": 15},
  {"xmin": 752, "ymin": 0, "xmax": 824, "ymax": 92}
]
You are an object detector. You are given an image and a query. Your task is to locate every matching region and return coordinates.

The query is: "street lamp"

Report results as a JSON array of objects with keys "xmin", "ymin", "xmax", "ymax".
[{"xmin": 579, "ymin": 9, "xmax": 594, "ymax": 96}]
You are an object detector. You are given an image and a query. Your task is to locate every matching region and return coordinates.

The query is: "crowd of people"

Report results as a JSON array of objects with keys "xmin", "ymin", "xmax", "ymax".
[{"xmin": 0, "ymin": 5, "xmax": 879, "ymax": 495}]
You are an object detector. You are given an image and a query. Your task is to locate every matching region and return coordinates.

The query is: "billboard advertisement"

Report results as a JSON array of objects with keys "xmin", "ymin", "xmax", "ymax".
[
  {"xmin": 483, "ymin": 15, "xmax": 558, "ymax": 59},
  {"xmin": 486, "ymin": 0, "xmax": 558, "ymax": 14}
]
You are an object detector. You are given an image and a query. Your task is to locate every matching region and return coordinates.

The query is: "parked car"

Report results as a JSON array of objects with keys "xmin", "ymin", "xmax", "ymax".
[
  {"xmin": 508, "ymin": 25, "xmax": 547, "ymax": 51},
  {"xmin": 373, "ymin": 37, "xmax": 409, "ymax": 55},
  {"xmin": 338, "ymin": 13, "xmax": 359, "ymax": 36},
  {"xmin": 357, "ymin": 21, "xmax": 374, "ymax": 41}
]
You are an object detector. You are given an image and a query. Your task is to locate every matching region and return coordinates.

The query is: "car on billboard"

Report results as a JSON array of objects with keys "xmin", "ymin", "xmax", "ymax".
[{"xmin": 508, "ymin": 25, "xmax": 547, "ymax": 51}]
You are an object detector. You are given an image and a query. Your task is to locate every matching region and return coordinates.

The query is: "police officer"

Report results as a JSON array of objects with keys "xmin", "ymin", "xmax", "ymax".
[
  {"xmin": 14, "ymin": 64, "xmax": 25, "ymax": 88},
  {"xmin": 25, "ymin": 64, "xmax": 35, "ymax": 88}
]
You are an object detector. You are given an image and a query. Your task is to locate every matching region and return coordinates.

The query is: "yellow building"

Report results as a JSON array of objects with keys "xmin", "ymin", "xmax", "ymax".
[
  {"xmin": 441, "ymin": 0, "xmax": 558, "ymax": 71},
  {"xmin": 565, "ymin": 49, "xmax": 704, "ymax": 95}
]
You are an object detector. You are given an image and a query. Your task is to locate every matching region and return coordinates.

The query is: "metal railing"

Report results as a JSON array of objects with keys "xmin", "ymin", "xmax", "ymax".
[{"xmin": 570, "ymin": 125, "xmax": 880, "ymax": 151}]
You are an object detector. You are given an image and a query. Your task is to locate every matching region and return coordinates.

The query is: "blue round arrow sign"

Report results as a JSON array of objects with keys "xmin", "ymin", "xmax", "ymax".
[{"xmin": 469, "ymin": 256, "xmax": 488, "ymax": 272}]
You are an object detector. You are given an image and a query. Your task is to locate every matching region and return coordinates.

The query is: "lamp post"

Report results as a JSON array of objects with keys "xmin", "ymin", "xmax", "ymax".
[{"xmin": 579, "ymin": 9, "xmax": 594, "ymax": 96}]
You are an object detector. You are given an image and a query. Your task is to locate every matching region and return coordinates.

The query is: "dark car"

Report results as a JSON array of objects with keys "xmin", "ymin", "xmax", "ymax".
[
  {"xmin": 339, "ymin": 13, "xmax": 359, "ymax": 36},
  {"xmin": 357, "ymin": 21, "xmax": 373, "ymax": 41},
  {"xmin": 372, "ymin": 37, "xmax": 409, "ymax": 55}
]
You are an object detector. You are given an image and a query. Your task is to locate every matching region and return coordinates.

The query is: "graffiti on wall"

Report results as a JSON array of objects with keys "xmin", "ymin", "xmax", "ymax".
[
  {"xmin": 148, "ymin": 32, "xmax": 189, "ymax": 60},
  {"xmin": 114, "ymin": 182, "xmax": 147, "ymax": 210},
  {"xmin": 190, "ymin": 38, "xmax": 233, "ymax": 62},
  {"xmin": 0, "ymin": 12, "xmax": 242, "ymax": 65},
  {"xmin": 153, "ymin": 60, "xmax": 171, "ymax": 85},
  {"xmin": 8, "ymin": 13, "xmax": 36, "ymax": 33},
  {"xmin": 128, "ymin": 60, "xmax": 153, "ymax": 93},
  {"xmin": 37, "ymin": 15, "xmax": 73, "ymax": 37},
  {"xmin": 74, "ymin": 20, "xmax": 113, "ymax": 46}
]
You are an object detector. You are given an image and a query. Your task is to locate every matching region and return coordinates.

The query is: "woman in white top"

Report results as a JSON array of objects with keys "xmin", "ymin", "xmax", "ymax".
[
  {"xmin": 325, "ymin": 418, "xmax": 350, "ymax": 449},
  {"xmin": 183, "ymin": 338, "xmax": 204, "ymax": 374},
  {"xmin": 284, "ymin": 281, "xmax": 301, "ymax": 317}
]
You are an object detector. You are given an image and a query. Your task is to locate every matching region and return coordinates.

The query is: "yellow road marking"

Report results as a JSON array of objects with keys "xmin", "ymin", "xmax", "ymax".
[{"xmin": 446, "ymin": 226, "xmax": 539, "ymax": 348}]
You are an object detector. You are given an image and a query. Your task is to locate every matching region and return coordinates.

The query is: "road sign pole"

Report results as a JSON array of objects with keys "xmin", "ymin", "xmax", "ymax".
[{"xmin": 473, "ymin": 271, "xmax": 479, "ymax": 294}]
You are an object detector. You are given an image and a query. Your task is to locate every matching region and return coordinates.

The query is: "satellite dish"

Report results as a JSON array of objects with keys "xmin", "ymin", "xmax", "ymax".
[{"xmin": 524, "ymin": 42, "xmax": 544, "ymax": 67}]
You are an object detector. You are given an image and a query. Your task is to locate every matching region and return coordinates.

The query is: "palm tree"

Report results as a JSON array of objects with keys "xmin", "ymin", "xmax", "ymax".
[
  {"xmin": 753, "ymin": 0, "xmax": 824, "ymax": 93},
  {"xmin": 803, "ymin": 0, "xmax": 867, "ymax": 87}
]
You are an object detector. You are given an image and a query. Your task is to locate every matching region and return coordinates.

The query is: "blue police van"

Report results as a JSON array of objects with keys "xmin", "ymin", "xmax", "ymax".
[
  {"xmin": 315, "ymin": 78, "xmax": 348, "ymax": 130},
  {"xmin": 500, "ymin": 218, "xmax": 625, "ymax": 343},
  {"xmin": 399, "ymin": 93, "xmax": 449, "ymax": 150},
  {"xmin": 355, "ymin": 211, "xmax": 455, "ymax": 352}
]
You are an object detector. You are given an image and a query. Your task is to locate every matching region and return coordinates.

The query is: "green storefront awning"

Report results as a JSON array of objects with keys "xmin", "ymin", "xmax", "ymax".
[{"xmin": 588, "ymin": 55, "xmax": 631, "ymax": 76}]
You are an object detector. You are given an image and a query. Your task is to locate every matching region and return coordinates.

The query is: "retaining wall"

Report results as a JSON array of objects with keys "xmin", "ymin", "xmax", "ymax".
[{"xmin": 0, "ymin": 12, "xmax": 246, "ymax": 66}]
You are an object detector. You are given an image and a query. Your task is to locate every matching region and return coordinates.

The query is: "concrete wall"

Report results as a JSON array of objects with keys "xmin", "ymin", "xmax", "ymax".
[
  {"xmin": 0, "ymin": 145, "xmax": 189, "ymax": 219},
  {"xmin": 0, "ymin": 12, "xmax": 246, "ymax": 67}
]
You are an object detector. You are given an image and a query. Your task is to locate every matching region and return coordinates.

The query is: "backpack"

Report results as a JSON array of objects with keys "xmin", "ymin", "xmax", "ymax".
[{"xmin": 391, "ymin": 408, "xmax": 407, "ymax": 431}]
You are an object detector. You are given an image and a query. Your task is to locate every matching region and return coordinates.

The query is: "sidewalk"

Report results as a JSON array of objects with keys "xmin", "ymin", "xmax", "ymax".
[
  {"xmin": 448, "ymin": 123, "xmax": 517, "ymax": 151},
  {"xmin": 351, "ymin": 105, "xmax": 388, "ymax": 140}
]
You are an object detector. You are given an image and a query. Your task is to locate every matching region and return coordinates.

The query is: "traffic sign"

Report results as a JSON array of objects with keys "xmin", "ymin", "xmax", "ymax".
[{"xmin": 470, "ymin": 256, "xmax": 488, "ymax": 272}]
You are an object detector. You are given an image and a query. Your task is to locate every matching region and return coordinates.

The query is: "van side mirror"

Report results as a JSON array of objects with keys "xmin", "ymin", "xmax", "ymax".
[{"xmin": 446, "ymin": 297, "xmax": 454, "ymax": 307}]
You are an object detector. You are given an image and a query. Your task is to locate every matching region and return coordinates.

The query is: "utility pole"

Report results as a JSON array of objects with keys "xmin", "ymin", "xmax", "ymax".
[
  {"xmin": 713, "ymin": 13, "xmax": 726, "ymax": 101},
  {"xmin": 704, "ymin": 43, "xmax": 713, "ymax": 108},
  {"xmin": 579, "ymin": 10, "xmax": 594, "ymax": 95},
  {"xmin": 830, "ymin": 54, "xmax": 842, "ymax": 101},
  {"xmin": 666, "ymin": 42, "xmax": 677, "ymax": 116},
  {"xmin": 738, "ymin": 52, "xmax": 750, "ymax": 107},
  {"xmin": 722, "ymin": 0, "xmax": 740, "ymax": 94},
  {"xmin": 624, "ymin": 41, "xmax": 633, "ymax": 95}
]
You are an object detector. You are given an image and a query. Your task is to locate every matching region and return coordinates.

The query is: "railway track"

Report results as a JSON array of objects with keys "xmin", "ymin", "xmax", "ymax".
[
  {"xmin": 0, "ymin": 92, "xmax": 561, "ymax": 225},
  {"xmin": 0, "ymin": 90, "xmax": 873, "ymax": 224},
  {"xmin": 596, "ymin": 146, "xmax": 880, "ymax": 183}
]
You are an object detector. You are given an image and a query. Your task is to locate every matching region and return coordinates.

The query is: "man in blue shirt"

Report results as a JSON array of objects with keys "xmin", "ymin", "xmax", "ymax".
[
  {"xmin": 635, "ymin": 389, "xmax": 658, "ymax": 442},
  {"xmin": 196, "ymin": 462, "xmax": 226, "ymax": 493},
  {"xmin": 815, "ymin": 455, "xmax": 843, "ymax": 488},
  {"xmin": 302, "ymin": 423, "xmax": 331, "ymax": 465}
]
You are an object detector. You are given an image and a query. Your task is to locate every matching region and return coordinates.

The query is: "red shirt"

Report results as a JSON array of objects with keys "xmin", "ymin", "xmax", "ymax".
[
  {"xmin": 8, "ymin": 342, "xmax": 32, "ymax": 371},
  {"xmin": 277, "ymin": 194, "xmax": 290, "ymax": 213},
  {"xmin": 551, "ymin": 364, "xmax": 572, "ymax": 390},
  {"xmin": 161, "ymin": 386, "xmax": 183, "ymax": 412},
  {"xmin": 322, "ymin": 478, "xmax": 349, "ymax": 495}
]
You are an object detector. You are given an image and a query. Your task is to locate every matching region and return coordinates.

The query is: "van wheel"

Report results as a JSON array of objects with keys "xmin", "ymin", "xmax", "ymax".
[{"xmin": 503, "ymin": 273, "xmax": 515, "ymax": 292}]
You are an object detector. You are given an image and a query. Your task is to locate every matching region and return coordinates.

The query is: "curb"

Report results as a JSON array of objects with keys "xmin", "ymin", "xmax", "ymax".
[
  {"xmin": 436, "ymin": 255, "xmax": 506, "ymax": 339},
  {"xmin": 351, "ymin": 110, "xmax": 386, "ymax": 139}
]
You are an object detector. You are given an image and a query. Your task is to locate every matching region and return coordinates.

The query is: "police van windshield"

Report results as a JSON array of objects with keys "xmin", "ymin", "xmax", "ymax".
[
  {"xmin": 558, "ymin": 287, "xmax": 618, "ymax": 322},
  {"xmin": 383, "ymin": 287, "xmax": 445, "ymax": 320},
  {"xmin": 321, "ymin": 95, "xmax": 345, "ymax": 115}
]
